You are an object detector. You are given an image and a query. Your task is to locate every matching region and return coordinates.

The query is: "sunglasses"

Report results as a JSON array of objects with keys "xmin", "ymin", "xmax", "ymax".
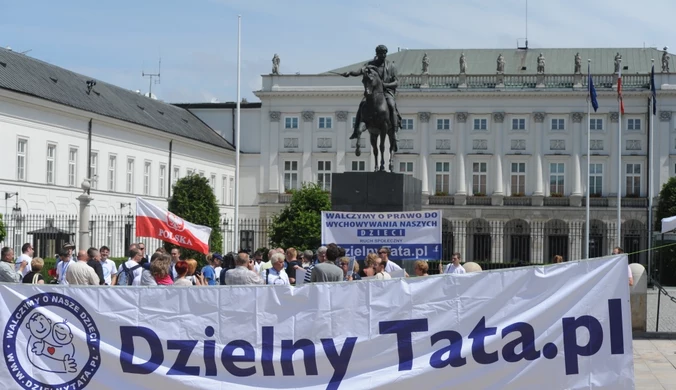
[{"xmin": 378, "ymin": 251, "xmax": 387, "ymax": 254}]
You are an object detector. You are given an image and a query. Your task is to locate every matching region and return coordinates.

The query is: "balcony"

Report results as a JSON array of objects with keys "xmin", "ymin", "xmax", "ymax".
[
  {"xmin": 467, "ymin": 196, "xmax": 491, "ymax": 206},
  {"xmin": 582, "ymin": 197, "xmax": 609, "ymax": 207},
  {"xmin": 622, "ymin": 197, "xmax": 647, "ymax": 208},
  {"xmin": 504, "ymin": 196, "xmax": 532, "ymax": 206},
  {"xmin": 279, "ymin": 193, "xmax": 292, "ymax": 203},
  {"xmin": 544, "ymin": 197, "xmax": 570, "ymax": 206},
  {"xmin": 429, "ymin": 195, "xmax": 455, "ymax": 205}
]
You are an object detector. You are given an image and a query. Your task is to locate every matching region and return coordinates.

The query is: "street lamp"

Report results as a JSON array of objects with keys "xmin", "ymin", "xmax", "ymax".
[{"xmin": 10, "ymin": 200, "xmax": 21, "ymax": 255}]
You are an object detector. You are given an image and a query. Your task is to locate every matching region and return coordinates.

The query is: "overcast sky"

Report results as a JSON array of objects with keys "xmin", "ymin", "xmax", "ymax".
[{"xmin": 1, "ymin": 0, "xmax": 673, "ymax": 103}]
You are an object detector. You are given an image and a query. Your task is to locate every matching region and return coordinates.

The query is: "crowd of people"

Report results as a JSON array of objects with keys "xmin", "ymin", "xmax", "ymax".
[{"xmin": 0, "ymin": 241, "xmax": 468, "ymax": 286}]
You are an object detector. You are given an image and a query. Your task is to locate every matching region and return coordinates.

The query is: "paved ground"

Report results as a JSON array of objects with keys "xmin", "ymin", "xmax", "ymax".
[
  {"xmin": 647, "ymin": 286, "xmax": 676, "ymax": 332},
  {"xmin": 634, "ymin": 339, "xmax": 676, "ymax": 389}
]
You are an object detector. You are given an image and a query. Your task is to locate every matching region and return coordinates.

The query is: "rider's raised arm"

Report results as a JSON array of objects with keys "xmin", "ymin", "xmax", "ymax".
[{"xmin": 342, "ymin": 68, "xmax": 363, "ymax": 77}]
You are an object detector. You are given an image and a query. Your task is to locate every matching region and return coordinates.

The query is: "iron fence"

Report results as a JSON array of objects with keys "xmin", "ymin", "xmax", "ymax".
[{"xmin": 0, "ymin": 214, "xmax": 650, "ymax": 266}]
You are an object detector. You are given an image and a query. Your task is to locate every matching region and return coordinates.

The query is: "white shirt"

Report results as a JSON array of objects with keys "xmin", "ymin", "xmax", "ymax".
[
  {"xmin": 444, "ymin": 263, "xmax": 466, "ymax": 274},
  {"xmin": 262, "ymin": 267, "xmax": 290, "ymax": 285},
  {"xmin": 384, "ymin": 260, "xmax": 402, "ymax": 273},
  {"xmin": 56, "ymin": 260, "xmax": 71, "ymax": 285},
  {"xmin": 16, "ymin": 254, "xmax": 32, "ymax": 276},
  {"xmin": 118, "ymin": 260, "xmax": 143, "ymax": 285},
  {"xmin": 253, "ymin": 261, "xmax": 263, "ymax": 274},
  {"xmin": 101, "ymin": 259, "xmax": 118, "ymax": 285}
]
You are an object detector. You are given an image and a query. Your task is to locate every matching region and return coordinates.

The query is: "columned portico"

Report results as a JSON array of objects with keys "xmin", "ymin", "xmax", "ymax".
[
  {"xmin": 491, "ymin": 112, "xmax": 504, "ymax": 206},
  {"xmin": 336, "ymin": 111, "xmax": 348, "ymax": 173},
  {"xmin": 659, "ymin": 111, "xmax": 672, "ymax": 194},
  {"xmin": 608, "ymin": 112, "xmax": 620, "ymax": 203},
  {"xmin": 570, "ymin": 112, "xmax": 584, "ymax": 206},
  {"xmin": 532, "ymin": 112, "xmax": 545, "ymax": 205},
  {"xmin": 301, "ymin": 110, "xmax": 314, "ymax": 183},
  {"xmin": 418, "ymin": 112, "xmax": 431, "ymax": 195},
  {"xmin": 268, "ymin": 111, "xmax": 281, "ymax": 194},
  {"xmin": 455, "ymin": 112, "xmax": 468, "ymax": 205}
]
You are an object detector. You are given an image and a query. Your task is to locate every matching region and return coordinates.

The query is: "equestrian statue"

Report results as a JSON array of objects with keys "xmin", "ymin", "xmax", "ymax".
[{"xmin": 341, "ymin": 45, "xmax": 402, "ymax": 172}]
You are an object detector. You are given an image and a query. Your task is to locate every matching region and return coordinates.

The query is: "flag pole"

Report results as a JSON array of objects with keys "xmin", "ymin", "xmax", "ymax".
[
  {"xmin": 585, "ymin": 59, "xmax": 592, "ymax": 259},
  {"xmin": 617, "ymin": 59, "xmax": 622, "ymax": 248},
  {"xmin": 234, "ymin": 15, "xmax": 241, "ymax": 252},
  {"xmin": 648, "ymin": 59, "xmax": 656, "ymax": 277}
]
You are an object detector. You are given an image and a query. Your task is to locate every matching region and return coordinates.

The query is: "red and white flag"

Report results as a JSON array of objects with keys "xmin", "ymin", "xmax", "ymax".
[
  {"xmin": 135, "ymin": 197, "xmax": 212, "ymax": 254},
  {"xmin": 618, "ymin": 67, "xmax": 625, "ymax": 114}
]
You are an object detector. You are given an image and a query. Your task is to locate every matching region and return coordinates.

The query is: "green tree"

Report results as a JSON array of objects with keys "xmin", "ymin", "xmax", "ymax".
[
  {"xmin": 656, "ymin": 177, "xmax": 676, "ymax": 231},
  {"xmin": 165, "ymin": 174, "xmax": 223, "ymax": 265},
  {"xmin": 0, "ymin": 214, "xmax": 6, "ymax": 243},
  {"xmin": 269, "ymin": 183, "xmax": 331, "ymax": 251}
]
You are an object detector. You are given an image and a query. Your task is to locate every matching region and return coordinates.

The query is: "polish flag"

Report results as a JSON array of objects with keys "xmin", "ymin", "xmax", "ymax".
[{"xmin": 135, "ymin": 197, "xmax": 212, "ymax": 254}]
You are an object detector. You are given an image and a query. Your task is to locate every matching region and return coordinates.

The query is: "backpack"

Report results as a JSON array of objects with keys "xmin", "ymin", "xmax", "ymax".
[{"xmin": 117, "ymin": 263, "xmax": 141, "ymax": 286}]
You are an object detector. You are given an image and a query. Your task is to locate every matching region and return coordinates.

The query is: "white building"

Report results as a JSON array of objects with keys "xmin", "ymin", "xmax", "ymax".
[{"xmin": 184, "ymin": 47, "xmax": 676, "ymax": 263}]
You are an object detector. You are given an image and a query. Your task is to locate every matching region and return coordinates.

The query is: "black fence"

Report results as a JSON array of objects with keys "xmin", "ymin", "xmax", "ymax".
[{"xmin": 0, "ymin": 215, "xmax": 650, "ymax": 266}]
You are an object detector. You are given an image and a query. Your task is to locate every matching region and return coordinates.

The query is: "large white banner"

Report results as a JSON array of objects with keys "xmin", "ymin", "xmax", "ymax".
[
  {"xmin": 1, "ymin": 256, "xmax": 633, "ymax": 389},
  {"xmin": 321, "ymin": 210, "xmax": 442, "ymax": 260}
]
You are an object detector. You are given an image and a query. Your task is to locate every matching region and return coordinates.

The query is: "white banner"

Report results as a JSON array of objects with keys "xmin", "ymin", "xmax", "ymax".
[
  {"xmin": 321, "ymin": 210, "xmax": 442, "ymax": 260},
  {"xmin": 1, "ymin": 256, "xmax": 633, "ymax": 389}
]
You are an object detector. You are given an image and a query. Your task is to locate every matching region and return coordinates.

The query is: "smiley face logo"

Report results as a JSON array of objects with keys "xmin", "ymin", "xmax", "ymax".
[{"xmin": 166, "ymin": 212, "xmax": 185, "ymax": 232}]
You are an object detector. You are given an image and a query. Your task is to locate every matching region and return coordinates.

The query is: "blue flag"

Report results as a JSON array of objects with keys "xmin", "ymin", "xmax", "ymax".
[
  {"xmin": 588, "ymin": 64, "xmax": 599, "ymax": 112},
  {"xmin": 651, "ymin": 64, "xmax": 657, "ymax": 115}
]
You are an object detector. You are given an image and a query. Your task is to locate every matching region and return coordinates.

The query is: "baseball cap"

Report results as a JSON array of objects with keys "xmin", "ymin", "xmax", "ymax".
[{"xmin": 62, "ymin": 242, "xmax": 75, "ymax": 250}]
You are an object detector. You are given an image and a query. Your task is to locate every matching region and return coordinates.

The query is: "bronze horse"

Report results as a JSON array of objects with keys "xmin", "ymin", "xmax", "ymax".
[{"xmin": 354, "ymin": 65, "xmax": 397, "ymax": 172}]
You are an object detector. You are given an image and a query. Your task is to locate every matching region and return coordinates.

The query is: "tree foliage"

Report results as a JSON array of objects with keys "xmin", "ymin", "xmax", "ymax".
[
  {"xmin": 656, "ymin": 177, "xmax": 676, "ymax": 231},
  {"xmin": 269, "ymin": 183, "xmax": 331, "ymax": 251},
  {"xmin": 0, "ymin": 214, "xmax": 5, "ymax": 243},
  {"xmin": 166, "ymin": 174, "xmax": 223, "ymax": 264}
]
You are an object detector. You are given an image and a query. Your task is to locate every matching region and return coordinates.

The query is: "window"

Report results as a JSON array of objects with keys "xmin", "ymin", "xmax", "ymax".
[
  {"xmin": 590, "ymin": 118, "xmax": 603, "ymax": 131},
  {"xmin": 284, "ymin": 117, "xmax": 299, "ymax": 129},
  {"xmin": 17, "ymin": 139, "xmax": 27, "ymax": 181},
  {"xmin": 90, "ymin": 152, "xmax": 98, "ymax": 189},
  {"xmin": 108, "ymin": 155, "xmax": 116, "ymax": 191},
  {"xmin": 549, "ymin": 163, "xmax": 565, "ymax": 195},
  {"xmin": 472, "ymin": 162, "xmax": 487, "ymax": 195},
  {"xmin": 435, "ymin": 162, "xmax": 450, "ymax": 194},
  {"xmin": 626, "ymin": 164, "xmax": 641, "ymax": 196},
  {"xmin": 186, "ymin": 168, "xmax": 194, "ymax": 176},
  {"xmin": 199, "ymin": 171, "xmax": 205, "ymax": 177},
  {"xmin": 510, "ymin": 162, "xmax": 526, "ymax": 195},
  {"xmin": 473, "ymin": 118, "xmax": 487, "ymax": 130},
  {"xmin": 173, "ymin": 166, "xmax": 180, "ymax": 186},
  {"xmin": 511, "ymin": 118, "xmax": 525, "ymax": 130},
  {"xmin": 589, "ymin": 164, "xmax": 603, "ymax": 196},
  {"xmin": 284, "ymin": 161, "xmax": 298, "ymax": 191},
  {"xmin": 143, "ymin": 161, "xmax": 151, "ymax": 195},
  {"xmin": 126, "ymin": 158, "xmax": 134, "ymax": 193},
  {"xmin": 159, "ymin": 164, "xmax": 166, "ymax": 197},
  {"xmin": 399, "ymin": 162, "xmax": 414, "ymax": 175},
  {"xmin": 46, "ymin": 144, "xmax": 56, "ymax": 184},
  {"xmin": 317, "ymin": 161, "xmax": 332, "ymax": 191},
  {"xmin": 351, "ymin": 161, "xmax": 366, "ymax": 171},
  {"xmin": 436, "ymin": 119, "xmax": 450, "ymax": 131},
  {"xmin": 627, "ymin": 118, "xmax": 641, "ymax": 131},
  {"xmin": 229, "ymin": 177, "xmax": 234, "ymax": 206},
  {"xmin": 221, "ymin": 176, "xmax": 227, "ymax": 205},
  {"xmin": 551, "ymin": 118, "xmax": 565, "ymax": 130},
  {"xmin": 68, "ymin": 148, "xmax": 78, "ymax": 187},
  {"xmin": 318, "ymin": 117, "xmax": 332, "ymax": 129},
  {"xmin": 210, "ymin": 174, "xmax": 216, "ymax": 191},
  {"xmin": 401, "ymin": 118, "xmax": 414, "ymax": 130}
]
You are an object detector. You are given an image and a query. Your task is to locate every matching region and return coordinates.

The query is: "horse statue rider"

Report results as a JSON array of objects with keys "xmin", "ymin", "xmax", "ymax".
[{"xmin": 342, "ymin": 44, "xmax": 402, "ymax": 144}]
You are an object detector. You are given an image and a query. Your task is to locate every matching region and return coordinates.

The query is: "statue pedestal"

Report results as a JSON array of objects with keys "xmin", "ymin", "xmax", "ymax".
[
  {"xmin": 420, "ymin": 74, "xmax": 429, "ymax": 89},
  {"xmin": 573, "ymin": 74, "xmax": 583, "ymax": 89},
  {"xmin": 331, "ymin": 172, "xmax": 422, "ymax": 212},
  {"xmin": 536, "ymin": 74, "xmax": 545, "ymax": 88},
  {"xmin": 459, "ymin": 73, "xmax": 467, "ymax": 89},
  {"xmin": 496, "ymin": 73, "xmax": 505, "ymax": 88}
]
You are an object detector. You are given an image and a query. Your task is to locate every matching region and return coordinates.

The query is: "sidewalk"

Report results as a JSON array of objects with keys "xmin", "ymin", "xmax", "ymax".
[{"xmin": 634, "ymin": 339, "xmax": 676, "ymax": 389}]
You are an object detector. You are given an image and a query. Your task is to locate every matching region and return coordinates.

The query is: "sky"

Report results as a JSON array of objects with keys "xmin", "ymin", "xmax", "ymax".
[{"xmin": 1, "ymin": 0, "xmax": 674, "ymax": 103}]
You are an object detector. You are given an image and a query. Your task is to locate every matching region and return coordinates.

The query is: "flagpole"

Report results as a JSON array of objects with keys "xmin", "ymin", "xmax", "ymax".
[
  {"xmin": 648, "ymin": 60, "xmax": 655, "ymax": 277},
  {"xmin": 234, "ymin": 15, "xmax": 241, "ymax": 252},
  {"xmin": 585, "ymin": 59, "xmax": 592, "ymax": 259},
  {"xmin": 617, "ymin": 60, "xmax": 623, "ymax": 248}
]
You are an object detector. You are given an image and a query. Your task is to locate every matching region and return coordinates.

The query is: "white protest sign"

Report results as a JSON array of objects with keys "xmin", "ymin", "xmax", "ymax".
[
  {"xmin": 321, "ymin": 210, "xmax": 442, "ymax": 260},
  {"xmin": 0, "ymin": 255, "xmax": 633, "ymax": 389}
]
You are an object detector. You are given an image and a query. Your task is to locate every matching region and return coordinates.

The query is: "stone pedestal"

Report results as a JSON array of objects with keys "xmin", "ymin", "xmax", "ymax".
[
  {"xmin": 532, "ymin": 195, "xmax": 544, "ymax": 207},
  {"xmin": 569, "ymin": 194, "xmax": 582, "ymax": 207},
  {"xmin": 496, "ymin": 74, "xmax": 505, "ymax": 88},
  {"xmin": 331, "ymin": 172, "xmax": 422, "ymax": 212},
  {"xmin": 630, "ymin": 263, "xmax": 647, "ymax": 332},
  {"xmin": 454, "ymin": 194, "xmax": 467, "ymax": 206},
  {"xmin": 420, "ymin": 74, "xmax": 429, "ymax": 89},
  {"xmin": 536, "ymin": 74, "xmax": 545, "ymax": 88},
  {"xmin": 491, "ymin": 194, "xmax": 504, "ymax": 206},
  {"xmin": 573, "ymin": 74, "xmax": 583, "ymax": 88},
  {"xmin": 459, "ymin": 73, "xmax": 467, "ymax": 88},
  {"xmin": 608, "ymin": 196, "xmax": 619, "ymax": 207}
]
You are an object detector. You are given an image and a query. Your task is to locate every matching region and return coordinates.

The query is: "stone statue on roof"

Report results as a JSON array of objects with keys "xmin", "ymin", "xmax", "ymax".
[
  {"xmin": 574, "ymin": 52, "xmax": 582, "ymax": 74},
  {"xmin": 497, "ymin": 53, "xmax": 505, "ymax": 74},
  {"xmin": 272, "ymin": 54, "xmax": 280, "ymax": 75},
  {"xmin": 422, "ymin": 53, "xmax": 429, "ymax": 74},
  {"xmin": 614, "ymin": 52, "xmax": 622, "ymax": 73},
  {"xmin": 662, "ymin": 47, "xmax": 670, "ymax": 73},
  {"xmin": 537, "ymin": 53, "xmax": 545, "ymax": 74},
  {"xmin": 459, "ymin": 53, "xmax": 467, "ymax": 74}
]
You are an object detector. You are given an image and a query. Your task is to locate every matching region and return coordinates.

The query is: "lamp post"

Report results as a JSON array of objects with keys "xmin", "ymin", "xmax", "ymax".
[{"xmin": 11, "ymin": 202, "xmax": 21, "ymax": 255}]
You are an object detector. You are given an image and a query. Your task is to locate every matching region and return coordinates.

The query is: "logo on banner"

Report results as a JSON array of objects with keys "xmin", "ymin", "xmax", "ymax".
[
  {"xmin": 167, "ymin": 211, "xmax": 185, "ymax": 232},
  {"xmin": 3, "ymin": 293, "xmax": 101, "ymax": 390}
]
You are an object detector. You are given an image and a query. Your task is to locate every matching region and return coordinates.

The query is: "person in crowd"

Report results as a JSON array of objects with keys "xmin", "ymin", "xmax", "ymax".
[
  {"xmin": 440, "ymin": 252, "xmax": 466, "ymax": 274},
  {"xmin": 262, "ymin": 253, "xmax": 290, "ymax": 285},
  {"xmin": 0, "ymin": 247, "xmax": 26, "ymax": 282},
  {"xmin": 260, "ymin": 248, "xmax": 284, "ymax": 273},
  {"xmin": 99, "ymin": 246, "xmax": 118, "ymax": 285},
  {"xmin": 173, "ymin": 260, "xmax": 192, "ymax": 286},
  {"xmin": 285, "ymin": 247, "xmax": 301, "ymax": 284},
  {"xmin": 362, "ymin": 253, "xmax": 379, "ymax": 278},
  {"xmin": 155, "ymin": 247, "xmax": 167, "ymax": 254},
  {"xmin": 53, "ymin": 242, "xmax": 76, "ymax": 277},
  {"xmin": 86, "ymin": 247, "xmax": 105, "ymax": 285},
  {"xmin": 339, "ymin": 257, "xmax": 361, "ymax": 281},
  {"xmin": 213, "ymin": 252, "xmax": 223, "ymax": 277},
  {"xmin": 140, "ymin": 253, "xmax": 173, "ymax": 285},
  {"xmin": 252, "ymin": 251, "xmax": 264, "ymax": 273},
  {"xmin": 378, "ymin": 247, "xmax": 408, "ymax": 277},
  {"xmin": 117, "ymin": 248, "xmax": 144, "ymax": 286},
  {"xmin": 553, "ymin": 255, "xmax": 564, "ymax": 264},
  {"xmin": 310, "ymin": 245, "xmax": 343, "ymax": 283},
  {"xmin": 414, "ymin": 260, "xmax": 429, "ymax": 277},
  {"xmin": 22, "ymin": 257, "xmax": 45, "ymax": 284},
  {"xmin": 375, "ymin": 256, "xmax": 392, "ymax": 280},
  {"xmin": 302, "ymin": 250, "xmax": 314, "ymax": 269},
  {"xmin": 170, "ymin": 247, "xmax": 181, "ymax": 279},
  {"xmin": 137, "ymin": 242, "xmax": 151, "ymax": 270},
  {"xmin": 185, "ymin": 259, "xmax": 205, "ymax": 286},
  {"xmin": 316, "ymin": 246, "xmax": 327, "ymax": 265},
  {"xmin": 66, "ymin": 249, "xmax": 100, "ymax": 285},
  {"xmin": 16, "ymin": 242, "xmax": 33, "ymax": 276},
  {"xmin": 612, "ymin": 247, "xmax": 634, "ymax": 287},
  {"xmin": 55, "ymin": 250, "xmax": 72, "ymax": 285},
  {"xmin": 223, "ymin": 251, "xmax": 263, "ymax": 285},
  {"xmin": 201, "ymin": 253, "xmax": 217, "ymax": 286}
]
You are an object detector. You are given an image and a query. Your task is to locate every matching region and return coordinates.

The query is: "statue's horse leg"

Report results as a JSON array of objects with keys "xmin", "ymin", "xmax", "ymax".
[
  {"xmin": 370, "ymin": 132, "xmax": 379, "ymax": 172},
  {"xmin": 379, "ymin": 127, "xmax": 386, "ymax": 171}
]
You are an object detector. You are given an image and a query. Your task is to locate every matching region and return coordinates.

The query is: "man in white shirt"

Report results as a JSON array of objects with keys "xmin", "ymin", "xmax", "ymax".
[
  {"xmin": 99, "ymin": 246, "xmax": 118, "ymax": 285},
  {"xmin": 118, "ymin": 248, "xmax": 144, "ymax": 286},
  {"xmin": 441, "ymin": 252, "xmax": 466, "ymax": 274},
  {"xmin": 16, "ymin": 243, "xmax": 33, "ymax": 276},
  {"xmin": 378, "ymin": 247, "xmax": 409, "ymax": 277},
  {"xmin": 55, "ymin": 250, "xmax": 72, "ymax": 285},
  {"xmin": 65, "ymin": 249, "xmax": 100, "ymax": 285},
  {"xmin": 261, "ymin": 253, "xmax": 290, "ymax": 285}
]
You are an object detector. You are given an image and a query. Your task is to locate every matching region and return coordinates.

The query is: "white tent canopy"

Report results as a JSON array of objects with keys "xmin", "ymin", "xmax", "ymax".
[{"xmin": 661, "ymin": 215, "xmax": 676, "ymax": 233}]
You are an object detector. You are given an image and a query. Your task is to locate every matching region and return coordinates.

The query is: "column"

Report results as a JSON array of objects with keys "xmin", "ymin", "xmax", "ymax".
[
  {"xmin": 418, "ymin": 112, "xmax": 431, "ymax": 195},
  {"xmin": 491, "ymin": 112, "xmax": 505, "ymax": 206},
  {"xmin": 454, "ymin": 112, "xmax": 468, "ymax": 205},
  {"xmin": 268, "ymin": 111, "xmax": 281, "ymax": 196},
  {"xmin": 301, "ymin": 110, "xmax": 314, "ymax": 184},
  {"xmin": 532, "ymin": 112, "xmax": 545, "ymax": 205},
  {"xmin": 608, "ymin": 112, "xmax": 620, "ymax": 203},
  {"xmin": 570, "ymin": 112, "xmax": 584, "ymax": 206},
  {"xmin": 77, "ymin": 179, "xmax": 93, "ymax": 250},
  {"xmin": 658, "ymin": 111, "xmax": 672, "ymax": 195},
  {"xmin": 335, "ymin": 111, "xmax": 348, "ymax": 173}
]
